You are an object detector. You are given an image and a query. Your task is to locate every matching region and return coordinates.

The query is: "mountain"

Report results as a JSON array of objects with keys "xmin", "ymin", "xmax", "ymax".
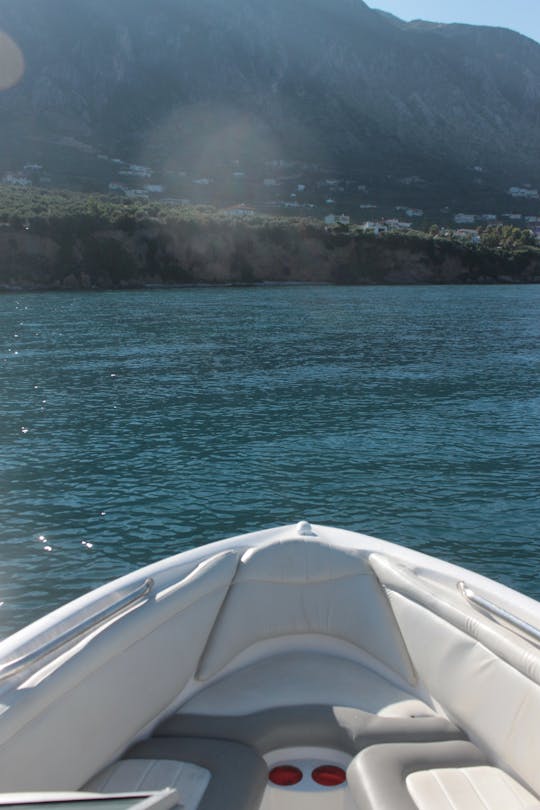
[{"xmin": 0, "ymin": 0, "xmax": 539, "ymax": 210}]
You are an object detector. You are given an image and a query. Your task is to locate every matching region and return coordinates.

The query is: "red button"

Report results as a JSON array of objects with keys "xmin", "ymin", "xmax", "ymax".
[
  {"xmin": 312, "ymin": 765, "xmax": 346, "ymax": 786},
  {"xmin": 269, "ymin": 765, "xmax": 303, "ymax": 786}
]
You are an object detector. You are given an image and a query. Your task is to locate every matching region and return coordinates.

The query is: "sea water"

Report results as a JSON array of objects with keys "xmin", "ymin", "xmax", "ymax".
[{"xmin": 0, "ymin": 284, "xmax": 539, "ymax": 637}]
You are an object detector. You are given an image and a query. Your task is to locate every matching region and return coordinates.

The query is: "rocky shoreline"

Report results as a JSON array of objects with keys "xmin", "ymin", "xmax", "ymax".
[{"xmin": 1, "ymin": 219, "xmax": 539, "ymax": 291}]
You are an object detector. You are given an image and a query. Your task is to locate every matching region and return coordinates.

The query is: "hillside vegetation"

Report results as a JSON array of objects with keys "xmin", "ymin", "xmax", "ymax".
[{"xmin": 0, "ymin": 187, "xmax": 539, "ymax": 290}]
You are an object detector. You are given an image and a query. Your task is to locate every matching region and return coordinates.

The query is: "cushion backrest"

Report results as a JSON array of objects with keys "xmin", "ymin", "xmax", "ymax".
[
  {"xmin": 196, "ymin": 539, "xmax": 415, "ymax": 682},
  {"xmin": 0, "ymin": 551, "xmax": 238, "ymax": 791},
  {"xmin": 370, "ymin": 553, "xmax": 540, "ymax": 797}
]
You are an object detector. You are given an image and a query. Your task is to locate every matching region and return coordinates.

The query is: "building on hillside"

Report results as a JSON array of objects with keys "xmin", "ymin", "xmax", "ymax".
[
  {"xmin": 508, "ymin": 187, "xmax": 539, "ymax": 199},
  {"xmin": 361, "ymin": 221, "xmax": 387, "ymax": 236},
  {"xmin": 325, "ymin": 214, "xmax": 350, "ymax": 226},
  {"xmin": 384, "ymin": 219, "xmax": 412, "ymax": 231},
  {"xmin": 222, "ymin": 204, "xmax": 256, "ymax": 217},
  {"xmin": 454, "ymin": 213, "xmax": 476, "ymax": 225},
  {"xmin": 162, "ymin": 197, "xmax": 190, "ymax": 206},
  {"xmin": 144, "ymin": 184, "xmax": 164, "ymax": 194},
  {"xmin": 3, "ymin": 173, "xmax": 32, "ymax": 187},
  {"xmin": 400, "ymin": 176, "xmax": 423, "ymax": 185},
  {"xmin": 405, "ymin": 208, "xmax": 423, "ymax": 217},
  {"xmin": 108, "ymin": 182, "xmax": 128, "ymax": 194},
  {"xmin": 454, "ymin": 229, "xmax": 481, "ymax": 244}
]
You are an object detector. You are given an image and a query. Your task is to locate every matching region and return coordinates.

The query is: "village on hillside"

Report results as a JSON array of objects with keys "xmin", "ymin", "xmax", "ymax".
[{"xmin": 2, "ymin": 143, "xmax": 540, "ymax": 246}]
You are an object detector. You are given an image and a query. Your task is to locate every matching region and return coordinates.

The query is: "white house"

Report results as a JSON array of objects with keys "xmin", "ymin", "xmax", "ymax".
[
  {"xmin": 3, "ymin": 173, "xmax": 32, "ymax": 187},
  {"xmin": 325, "ymin": 214, "xmax": 350, "ymax": 226},
  {"xmin": 193, "ymin": 178, "xmax": 211, "ymax": 185},
  {"xmin": 162, "ymin": 197, "xmax": 190, "ymax": 206},
  {"xmin": 144, "ymin": 184, "xmax": 164, "ymax": 194},
  {"xmin": 508, "ymin": 187, "xmax": 539, "ymax": 199},
  {"xmin": 455, "ymin": 229, "xmax": 481, "ymax": 244},
  {"xmin": 454, "ymin": 213, "xmax": 476, "ymax": 225},
  {"xmin": 384, "ymin": 219, "xmax": 412, "ymax": 231},
  {"xmin": 362, "ymin": 221, "xmax": 387, "ymax": 236},
  {"xmin": 405, "ymin": 208, "xmax": 423, "ymax": 218},
  {"xmin": 108, "ymin": 182, "xmax": 128, "ymax": 193},
  {"xmin": 222, "ymin": 204, "xmax": 255, "ymax": 217}
]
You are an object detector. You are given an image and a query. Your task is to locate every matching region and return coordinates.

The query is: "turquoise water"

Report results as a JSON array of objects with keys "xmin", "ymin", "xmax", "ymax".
[{"xmin": 0, "ymin": 285, "xmax": 539, "ymax": 637}]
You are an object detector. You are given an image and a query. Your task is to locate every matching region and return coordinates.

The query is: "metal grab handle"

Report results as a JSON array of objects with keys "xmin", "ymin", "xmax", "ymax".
[
  {"xmin": 0, "ymin": 577, "xmax": 154, "ymax": 681},
  {"xmin": 458, "ymin": 581, "xmax": 540, "ymax": 645}
]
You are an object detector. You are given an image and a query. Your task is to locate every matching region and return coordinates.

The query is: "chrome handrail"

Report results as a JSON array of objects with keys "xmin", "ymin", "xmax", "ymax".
[
  {"xmin": 0, "ymin": 577, "xmax": 154, "ymax": 681},
  {"xmin": 457, "ymin": 581, "xmax": 540, "ymax": 645}
]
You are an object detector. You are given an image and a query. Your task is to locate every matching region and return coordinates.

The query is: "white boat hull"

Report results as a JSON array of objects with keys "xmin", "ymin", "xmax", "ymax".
[{"xmin": 0, "ymin": 522, "xmax": 538, "ymax": 810}]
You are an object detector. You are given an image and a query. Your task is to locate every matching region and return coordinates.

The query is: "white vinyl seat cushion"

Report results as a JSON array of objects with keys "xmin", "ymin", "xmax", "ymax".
[
  {"xmin": 184, "ymin": 651, "xmax": 426, "ymax": 715},
  {"xmin": 407, "ymin": 766, "xmax": 537, "ymax": 810},
  {"xmin": 84, "ymin": 737, "xmax": 267, "ymax": 810},
  {"xmin": 85, "ymin": 760, "xmax": 210, "ymax": 810},
  {"xmin": 347, "ymin": 740, "xmax": 539, "ymax": 810},
  {"xmin": 196, "ymin": 539, "xmax": 415, "ymax": 683},
  {"xmin": 158, "ymin": 703, "xmax": 463, "ymax": 755}
]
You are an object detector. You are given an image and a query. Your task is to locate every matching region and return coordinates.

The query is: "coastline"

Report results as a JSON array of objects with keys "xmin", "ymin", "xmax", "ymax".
[
  {"xmin": 1, "ymin": 189, "xmax": 539, "ymax": 291},
  {"xmin": 1, "ymin": 223, "xmax": 538, "ymax": 292}
]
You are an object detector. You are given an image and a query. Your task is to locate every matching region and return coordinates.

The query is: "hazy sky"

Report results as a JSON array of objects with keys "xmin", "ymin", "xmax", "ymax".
[{"xmin": 371, "ymin": 1, "xmax": 540, "ymax": 44}]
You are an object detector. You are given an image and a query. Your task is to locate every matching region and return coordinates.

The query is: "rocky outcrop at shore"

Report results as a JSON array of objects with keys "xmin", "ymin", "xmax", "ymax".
[{"xmin": 1, "ymin": 219, "xmax": 539, "ymax": 291}]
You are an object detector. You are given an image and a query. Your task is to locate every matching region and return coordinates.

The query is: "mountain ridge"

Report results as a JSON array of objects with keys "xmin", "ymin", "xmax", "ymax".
[{"xmin": 0, "ymin": 0, "xmax": 539, "ymax": 205}]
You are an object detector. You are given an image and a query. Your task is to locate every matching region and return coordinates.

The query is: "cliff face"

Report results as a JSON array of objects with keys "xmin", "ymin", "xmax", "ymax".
[
  {"xmin": 1, "ymin": 222, "xmax": 538, "ymax": 290},
  {"xmin": 0, "ymin": 0, "xmax": 539, "ymax": 185}
]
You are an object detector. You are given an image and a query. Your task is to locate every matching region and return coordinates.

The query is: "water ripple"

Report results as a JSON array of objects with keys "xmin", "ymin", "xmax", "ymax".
[{"xmin": 0, "ymin": 285, "xmax": 539, "ymax": 636}]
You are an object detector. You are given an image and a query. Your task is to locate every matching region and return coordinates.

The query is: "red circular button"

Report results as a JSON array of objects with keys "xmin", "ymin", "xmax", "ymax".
[
  {"xmin": 312, "ymin": 765, "xmax": 346, "ymax": 786},
  {"xmin": 269, "ymin": 765, "xmax": 303, "ymax": 786}
]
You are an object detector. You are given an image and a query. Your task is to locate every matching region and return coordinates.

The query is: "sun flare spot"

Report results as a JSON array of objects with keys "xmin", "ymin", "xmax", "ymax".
[{"xmin": 0, "ymin": 31, "xmax": 25, "ymax": 91}]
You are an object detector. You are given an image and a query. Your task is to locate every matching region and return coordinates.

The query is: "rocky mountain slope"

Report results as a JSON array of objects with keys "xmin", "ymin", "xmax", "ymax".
[{"xmin": 0, "ymin": 0, "xmax": 539, "ymax": 188}]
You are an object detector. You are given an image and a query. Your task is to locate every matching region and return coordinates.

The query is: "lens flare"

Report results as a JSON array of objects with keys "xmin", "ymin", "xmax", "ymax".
[{"xmin": 0, "ymin": 31, "xmax": 24, "ymax": 91}]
